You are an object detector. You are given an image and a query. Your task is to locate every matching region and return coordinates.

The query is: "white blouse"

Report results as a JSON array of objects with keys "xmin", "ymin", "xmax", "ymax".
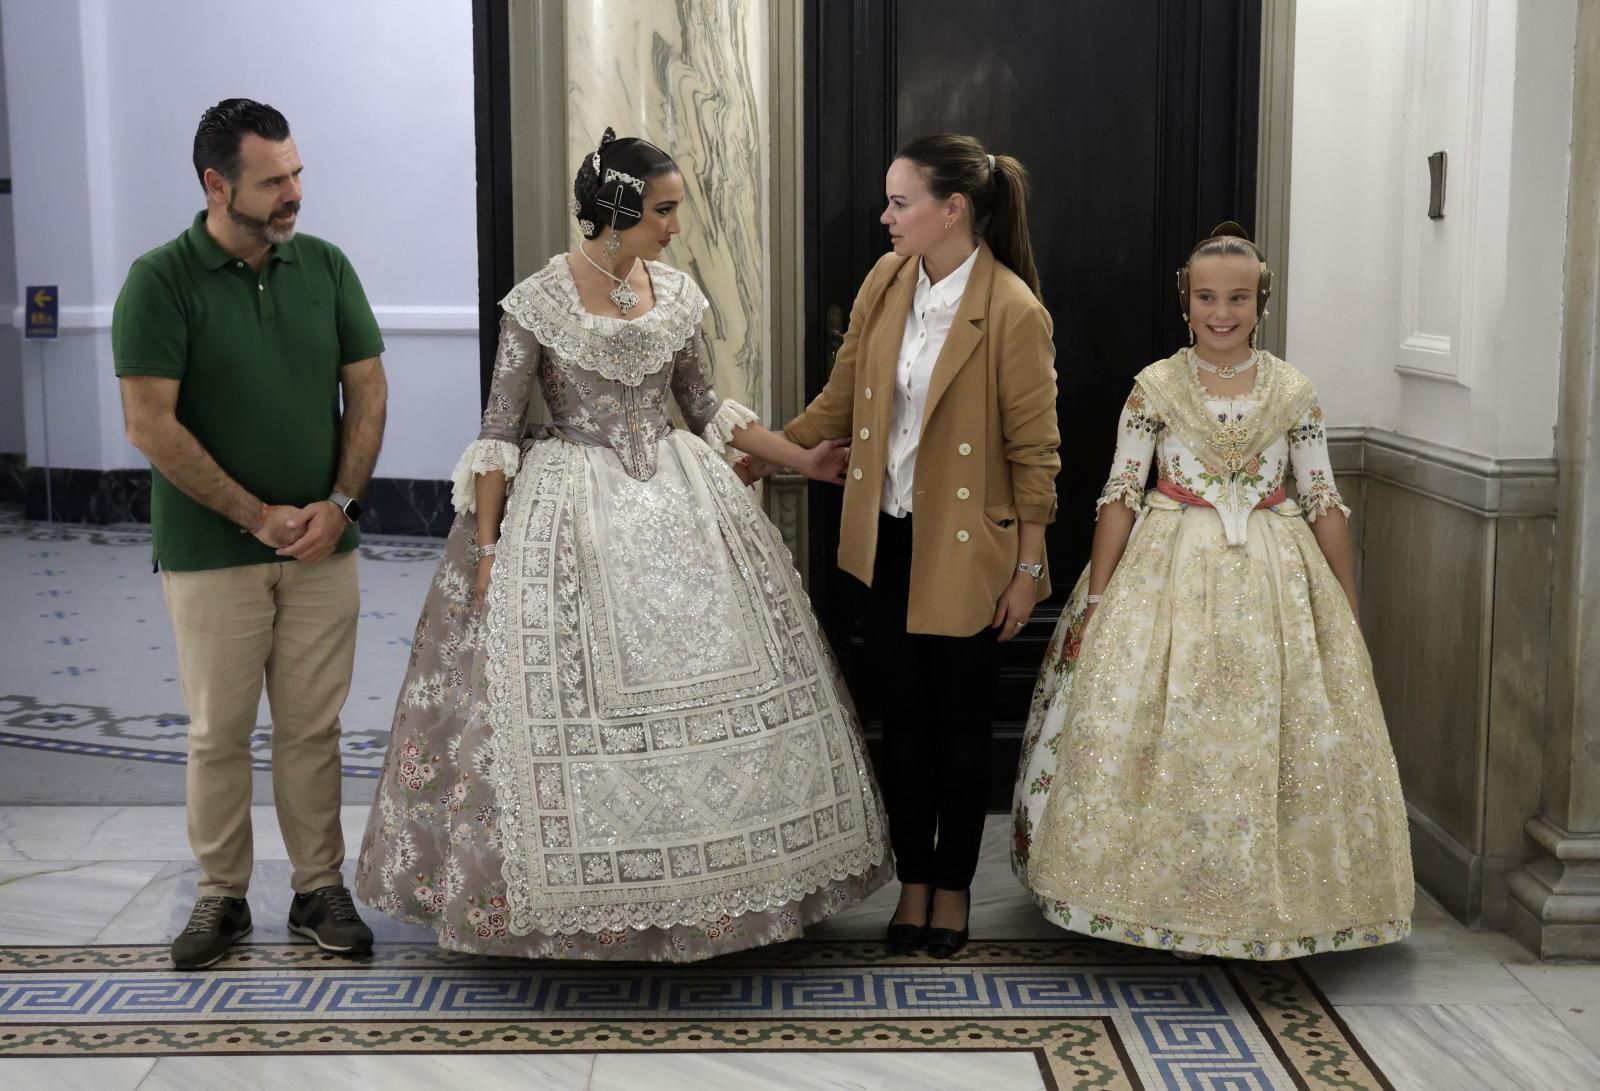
[{"xmin": 881, "ymin": 247, "xmax": 979, "ymax": 516}]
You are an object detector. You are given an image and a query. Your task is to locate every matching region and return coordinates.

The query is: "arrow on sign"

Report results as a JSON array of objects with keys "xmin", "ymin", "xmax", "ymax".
[{"xmin": 32, "ymin": 288, "xmax": 53, "ymax": 308}]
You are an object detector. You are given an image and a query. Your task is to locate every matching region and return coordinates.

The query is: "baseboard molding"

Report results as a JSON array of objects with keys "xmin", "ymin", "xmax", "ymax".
[
  {"xmin": 13, "ymin": 465, "xmax": 456, "ymax": 539},
  {"xmin": 1408, "ymin": 804, "xmax": 1483, "ymax": 925},
  {"xmin": 1407, "ymin": 803, "xmax": 1534, "ymax": 930}
]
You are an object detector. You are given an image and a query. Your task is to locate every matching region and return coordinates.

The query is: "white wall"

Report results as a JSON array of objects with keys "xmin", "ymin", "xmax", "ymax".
[
  {"xmin": 0, "ymin": 0, "xmax": 480, "ymax": 480},
  {"xmin": 0, "ymin": 11, "xmax": 21, "ymax": 456},
  {"xmin": 1286, "ymin": 0, "xmax": 1575, "ymax": 461}
]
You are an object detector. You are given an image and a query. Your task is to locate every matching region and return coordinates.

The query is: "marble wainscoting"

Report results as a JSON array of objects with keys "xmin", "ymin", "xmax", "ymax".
[
  {"xmin": 8, "ymin": 469, "xmax": 453, "ymax": 538},
  {"xmin": 359, "ymin": 477, "xmax": 455, "ymax": 538},
  {"xmin": 21, "ymin": 466, "xmax": 150, "ymax": 524},
  {"xmin": 1329, "ymin": 427, "xmax": 1559, "ymax": 938},
  {"xmin": 565, "ymin": 0, "xmax": 771, "ymax": 422},
  {"xmin": 0, "ymin": 453, "xmax": 27, "ymax": 506}
]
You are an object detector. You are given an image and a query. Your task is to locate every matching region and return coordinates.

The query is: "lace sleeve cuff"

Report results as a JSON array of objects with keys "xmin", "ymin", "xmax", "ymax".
[
  {"xmin": 450, "ymin": 438, "xmax": 522, "ymax": 514},
  {"xmin": 1095, "ymin": 484, "xmax": 1145, "ymax": 514},
  {"xmin": 1095, "ymin": 459, "xmax": 1148, "ymax": 514},
  {"xmin": 700, "ymin": 399, "xmax": 761, "ymax": 454},
  {"xmin": 1301, "ymin": 483, "xmax": 1352, "ymax": 523}
]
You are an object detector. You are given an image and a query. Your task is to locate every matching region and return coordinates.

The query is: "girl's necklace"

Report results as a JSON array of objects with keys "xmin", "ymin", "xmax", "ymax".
[{"xmin": 1190, "ymin": 347, "xmax": 1259, "ymax": 381}]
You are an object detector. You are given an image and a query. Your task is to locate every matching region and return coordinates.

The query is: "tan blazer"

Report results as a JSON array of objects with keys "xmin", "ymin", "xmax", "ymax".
[{"xmin": 785, "ymin": 243, "xmax": 1060, "ymax": 636}]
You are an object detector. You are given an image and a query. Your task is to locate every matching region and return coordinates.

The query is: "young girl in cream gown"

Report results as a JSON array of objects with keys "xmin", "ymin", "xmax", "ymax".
[{"xmin": 1011, "ymin": 223, "xmax": 1413, "ymax": 960}]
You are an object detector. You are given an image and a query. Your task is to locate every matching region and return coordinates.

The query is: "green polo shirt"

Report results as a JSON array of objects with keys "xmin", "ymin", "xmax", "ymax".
[{"xmin": 113, "ymin": 212, "xmax": 385, "ymax": 571}]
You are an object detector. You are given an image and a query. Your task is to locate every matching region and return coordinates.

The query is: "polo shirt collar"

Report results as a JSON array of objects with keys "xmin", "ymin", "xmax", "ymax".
[{"xmin": 186, "ymin": 209, "xmax": 299, "ymax": 269}]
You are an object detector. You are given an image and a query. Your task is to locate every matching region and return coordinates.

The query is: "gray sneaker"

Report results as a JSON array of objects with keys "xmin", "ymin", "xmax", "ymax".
[
  {"xmin": 287, "ymin": 885, "xmax": 374, "ymax": 956},
  {"xmin": 171, "ymin": 895, "xmax": 252, "ymax": 970}
]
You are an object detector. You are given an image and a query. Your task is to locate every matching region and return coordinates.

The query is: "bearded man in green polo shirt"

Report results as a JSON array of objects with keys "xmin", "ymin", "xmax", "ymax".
[{"xmin": 113, "ymin": 99, "xmax": 387, "ymax": 969}]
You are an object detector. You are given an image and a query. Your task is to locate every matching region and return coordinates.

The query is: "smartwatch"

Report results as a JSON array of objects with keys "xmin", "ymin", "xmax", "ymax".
[{"xmin": 329, "ymin": 490, "xmax": 363, "ymax": 524}]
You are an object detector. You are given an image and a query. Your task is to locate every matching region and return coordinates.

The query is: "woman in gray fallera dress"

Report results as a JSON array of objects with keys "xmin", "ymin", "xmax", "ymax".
[{"xmin": 355, "ymin": 130, "xmax": 889, "ymax": 960}]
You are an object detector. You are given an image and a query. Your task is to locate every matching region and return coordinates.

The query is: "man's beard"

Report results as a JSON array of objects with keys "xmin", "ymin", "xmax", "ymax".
[{"xmin": 227, "ymin": 195, "xmax": 300, "ymax": 244}]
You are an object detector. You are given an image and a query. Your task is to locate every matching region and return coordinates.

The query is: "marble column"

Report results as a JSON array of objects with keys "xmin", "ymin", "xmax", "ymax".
[
  {"xmin": 1507, "ymin": 0, "xmax": 1600, "ymax": 959},
  {"xmin": 565, "ymin": 0, "xmax": 771, "ymax": 420}
]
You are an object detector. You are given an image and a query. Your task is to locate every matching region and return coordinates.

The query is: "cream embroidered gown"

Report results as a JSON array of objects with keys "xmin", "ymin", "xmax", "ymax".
[
  {"xmin": 356, "ymin": 256, "xmax": 889, "ymax": 961},
  {"xmin": 1011, "ymin": 349, "xmax": 1413, "ymax": 960}
]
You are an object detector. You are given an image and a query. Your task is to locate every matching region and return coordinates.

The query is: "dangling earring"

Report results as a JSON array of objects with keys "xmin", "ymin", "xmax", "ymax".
[
  {"xmin": 1184, "ymin": 314, "xmax": 1195, "ymax": 348},
  {"xmin": 604, "ymin": 230, "xmax": 622, "ymax": 258},
  {"xmin": 943, "ymin": 219, "xmax": 953, "ymax": 230}
]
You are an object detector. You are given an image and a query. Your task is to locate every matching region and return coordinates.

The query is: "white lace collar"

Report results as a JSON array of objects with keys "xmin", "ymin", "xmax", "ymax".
[{"xmin": 499, "ymin": 254, "xmax": 709, "ymax": 386}]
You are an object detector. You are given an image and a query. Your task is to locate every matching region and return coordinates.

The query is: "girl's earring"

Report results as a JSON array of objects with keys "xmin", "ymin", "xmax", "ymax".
[
  {"xmin": 604, "ymin": 230, "xmax": 622, "ymax": 258},
  {"xmin": 943, "ymin": 219, "xmax": 953, "ymax": 230},
  {"xmin": 1184, "ymin": 314, "xmax": 1195, "ymax": 348}
]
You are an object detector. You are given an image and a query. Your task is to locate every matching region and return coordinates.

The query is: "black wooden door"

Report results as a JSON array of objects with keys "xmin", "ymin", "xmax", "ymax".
[{"xmin": 804, "ymin": 0, "xmax": 1262, "ymax": 808}]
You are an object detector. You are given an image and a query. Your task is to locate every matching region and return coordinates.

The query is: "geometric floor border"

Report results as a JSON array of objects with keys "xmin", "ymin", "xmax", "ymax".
[{"xmin": 0, "ymin": 941, "xmax": 1393, "ymax": 1091}]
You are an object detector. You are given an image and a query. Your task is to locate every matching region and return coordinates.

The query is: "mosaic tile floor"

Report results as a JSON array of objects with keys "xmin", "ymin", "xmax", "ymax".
[
  {"xmin": 0, "ymin": 940, "xmax": 1393, "ymax": 1090},
  {"xmin": 2, "ymin": 511, "xmax": 1599, "ymax": 1089},
  {"xmin": 0, "ymin": 510, "xmax": 434, "ymax": 804}
]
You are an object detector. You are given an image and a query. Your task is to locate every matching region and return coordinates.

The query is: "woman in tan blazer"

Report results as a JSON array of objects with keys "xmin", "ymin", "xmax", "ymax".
[{"xmin": 783, "ymin": 134, "xmax": 1060, "ymax": 957}]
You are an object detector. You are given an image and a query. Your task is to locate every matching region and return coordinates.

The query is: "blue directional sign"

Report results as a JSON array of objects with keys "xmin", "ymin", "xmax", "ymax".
[{"xmin": 25, "ymin": 285, "xmax": 58, "ymax": 341}]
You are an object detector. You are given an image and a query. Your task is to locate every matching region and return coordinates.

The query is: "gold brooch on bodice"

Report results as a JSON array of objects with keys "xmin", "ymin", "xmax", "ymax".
[{"xmin": 1212, "ymin": 417, "xmax": 1253, "ymax": 473}]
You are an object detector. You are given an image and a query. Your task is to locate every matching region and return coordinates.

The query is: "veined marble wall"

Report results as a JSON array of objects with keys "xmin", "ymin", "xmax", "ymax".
[{"xmin": 565, "ymin": 0, "xmax": 771, "ymax": 420}]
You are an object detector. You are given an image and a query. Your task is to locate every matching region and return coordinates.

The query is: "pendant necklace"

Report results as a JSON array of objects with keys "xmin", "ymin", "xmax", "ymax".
[{"xmin": 578, "ymin": 244, "xmax": 641, "ymax": 315}]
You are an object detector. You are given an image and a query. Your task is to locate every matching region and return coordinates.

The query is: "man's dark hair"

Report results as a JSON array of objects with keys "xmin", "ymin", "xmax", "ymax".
[{"xmin": 192, "ymin": 98, "xmax": 291, "ymax": 190}]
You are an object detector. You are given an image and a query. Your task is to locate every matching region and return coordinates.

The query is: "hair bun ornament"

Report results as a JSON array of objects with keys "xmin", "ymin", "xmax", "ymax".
[{"xmin": 1207, "ymin": 220, "xmax": 1252, "ymax": 241}]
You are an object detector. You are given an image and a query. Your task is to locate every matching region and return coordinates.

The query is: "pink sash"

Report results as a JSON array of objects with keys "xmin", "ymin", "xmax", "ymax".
[{"xmin": 1156, "ymin": 478, "xmax": 1287, "ymax": 511}]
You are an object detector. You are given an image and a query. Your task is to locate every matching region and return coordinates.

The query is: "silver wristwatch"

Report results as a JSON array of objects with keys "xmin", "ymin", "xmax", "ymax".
[
  {"xmin": 1017, "ymin": 561, "xmax": 1044, "ymax": 581},
  {"xmin": 328, "ymin": 489, "xmax": 362, "ymax": 524}
]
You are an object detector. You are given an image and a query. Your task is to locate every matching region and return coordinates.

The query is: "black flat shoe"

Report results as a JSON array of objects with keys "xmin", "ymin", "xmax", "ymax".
[
  {"xmin": 885, "ymin": 886, "xmax": 934, "ymax": 953},
  {"xmin": 925, "ymin": 888, "xmax": 970, "ymax": 960},
  {"xmin": 924, "ymin": 925, "xmax": 968, "ymax": 959},
  {"xmin": 884, "ymin": 921, "xmax": 928, "ymax": 954}
]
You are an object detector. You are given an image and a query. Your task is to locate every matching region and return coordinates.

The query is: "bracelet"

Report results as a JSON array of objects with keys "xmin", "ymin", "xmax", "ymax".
[
  {"xmin": 1086, "ymin": 594, "xmax": 1103, "ymax": 605},
  {"xmin": 241, "ymin": 502, "xmax": 268, "ymax": 535},
  {"xmin": 474, "ymin": 542, "xmax": 498, "ymax": 564}
]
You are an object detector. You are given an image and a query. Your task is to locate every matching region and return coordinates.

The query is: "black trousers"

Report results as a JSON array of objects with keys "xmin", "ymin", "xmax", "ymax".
[{"xmin": 863, "ymin": 512, "xmax": 1000, "ymax": 891}]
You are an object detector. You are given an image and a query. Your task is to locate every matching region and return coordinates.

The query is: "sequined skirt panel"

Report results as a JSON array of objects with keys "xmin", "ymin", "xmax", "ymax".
[
  {"xmin": 1011, "ymin": 502, "xmax": 1414, "ymax": 959},
  {"xmin": 356, "ymin": 432, "xmax": 889, "ymax": 961}
]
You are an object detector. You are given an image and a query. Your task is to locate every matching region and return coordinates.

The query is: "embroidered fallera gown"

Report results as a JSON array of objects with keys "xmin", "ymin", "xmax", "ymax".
[
  {"xmin": 1011, "ymin": 349, "xmax": 1414, "ymax": 960},
  {"xmin": 356, "ymin": 255, "xmax": 889, "ymax": 960}
]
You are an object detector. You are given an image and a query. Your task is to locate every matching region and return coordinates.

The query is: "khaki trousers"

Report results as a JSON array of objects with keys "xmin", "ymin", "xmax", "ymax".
[{"xmin": 161, "ymin": 551, "xmax": 359, "ymax": 897}]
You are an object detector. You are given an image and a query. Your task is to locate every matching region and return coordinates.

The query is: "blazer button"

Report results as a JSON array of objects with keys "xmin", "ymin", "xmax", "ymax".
[
  {"xmin": 864, "ymin": 387, "xmax": 873, "ymax": 400},
  {"xmin": 852, "ymin": 468, "xmax": 863, "ymax": 480},
  {"xmin": 958, "ymin": 442, "xmax": 972, "ymax": 456},
  {"xmin": 860, "ymin": 427, "xmax": 871, "ymax": 440},
  {"xmin": 956, "ymin": 529, "xmax": 970, "ymax": 543},
  {"xmin": 956, "ymin": 487, "xmax": 970, "ymax": 500}
]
